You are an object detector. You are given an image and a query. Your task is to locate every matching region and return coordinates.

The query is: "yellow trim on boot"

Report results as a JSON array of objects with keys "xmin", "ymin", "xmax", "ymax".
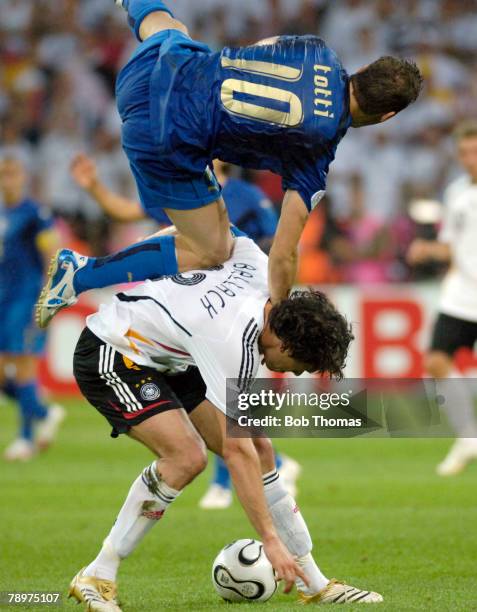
[
  {"xmin": 68, "ymin": 568, "xmax": 119, "ymax": 607},
  {"xmin": 298, "ymin": 579, "xmax": 343, "ymax": 604}
]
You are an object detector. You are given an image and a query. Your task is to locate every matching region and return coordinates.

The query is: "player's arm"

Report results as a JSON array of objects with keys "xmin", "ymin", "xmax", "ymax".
[
  {"xmin": 407, "ymin": 239, "xmax": 451, "ymax": 265},
  {"xmin": 185, "ymin": 342, "xmax": 307, "ymax": 591},
  {"xmin": 408, "ymin": 193, "xmax": 457, "ymax": 266},
  {"xmin": 212, "ymin": 407, "xmax": 307, "ymax": 592},
  {"xmin": 70, "ymin": 154, "xmax": 146, "ymax": 222},
  {"xmin": 268, "ymin": 190, "xmax": 308, "ymax": 304}
]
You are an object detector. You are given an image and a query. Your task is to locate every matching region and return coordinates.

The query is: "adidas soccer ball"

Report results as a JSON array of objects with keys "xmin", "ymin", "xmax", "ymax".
[{"xmin": 212, "ymin": 539, "xmax": 277, "ymax": 603}]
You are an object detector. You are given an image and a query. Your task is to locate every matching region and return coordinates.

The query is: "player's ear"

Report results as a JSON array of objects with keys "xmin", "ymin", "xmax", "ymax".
[{"xmin": 379, "ymin": 111, "xmax": 396, "ymax": 124}]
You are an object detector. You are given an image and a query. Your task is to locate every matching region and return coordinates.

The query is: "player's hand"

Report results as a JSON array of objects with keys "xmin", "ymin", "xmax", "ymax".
[
  {"xmin": 407, "ymin": 239, "xmax": 431, "ymax": 265},
  {"xmin": 70, "ymin": 153, "xmax": 98, "ymax": 192},
  {"xmin": 263, "ymin": 536, "xmax": 309, "ymax": 594}
]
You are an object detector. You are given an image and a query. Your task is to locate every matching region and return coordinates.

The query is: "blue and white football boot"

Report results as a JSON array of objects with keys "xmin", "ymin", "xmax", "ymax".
[{"xmin": 36, "ymin": 249, "xmax": 88, "ymax": 329}]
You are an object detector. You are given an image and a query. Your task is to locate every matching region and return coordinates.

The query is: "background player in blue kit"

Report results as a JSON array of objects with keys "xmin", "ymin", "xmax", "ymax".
[
  {"xmin": 37, "ymin": 0, "xmax": 423, "ymax": 327},
  {"xmin": 0, "ymin": 158, "xmax": 64, "ymax": 461}
]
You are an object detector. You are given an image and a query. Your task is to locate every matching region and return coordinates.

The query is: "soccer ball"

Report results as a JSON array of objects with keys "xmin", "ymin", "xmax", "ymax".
[{"xmin": 212, "ymin": 539, "xmax": 277, "ymax": 603}]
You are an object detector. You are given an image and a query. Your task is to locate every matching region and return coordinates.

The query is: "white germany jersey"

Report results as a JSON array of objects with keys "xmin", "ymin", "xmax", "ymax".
[
  {"xmin": 439, "ymin": 180, "xmax": 477, "ymax": 322},
  {"xmin": 87, "ymin": 237, "xmax": 269, "ymax": 413}
]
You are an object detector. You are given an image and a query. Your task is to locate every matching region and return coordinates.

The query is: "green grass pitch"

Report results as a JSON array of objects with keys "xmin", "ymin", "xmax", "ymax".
[{"xmin": 1, "ymin": 398, "xmax": 476, "ymax": 611}]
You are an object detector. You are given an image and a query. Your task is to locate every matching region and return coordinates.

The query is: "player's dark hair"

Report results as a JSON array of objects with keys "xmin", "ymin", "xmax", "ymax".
[
  {"xmin": 350, "ymin": 56, "xmax": 423, "ymax": 116},
  {"xmin": 269, "ymin": 290, "xmax": 354, "ymax": 380}
]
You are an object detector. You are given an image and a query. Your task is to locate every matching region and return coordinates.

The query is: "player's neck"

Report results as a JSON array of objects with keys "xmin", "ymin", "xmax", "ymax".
[
  {"xmin": 259, "ymin": 302, "xmax": 275, "ymax": 351},
  {"xmin": 349, "ymin": 83, "xmax": 386, "ymax": 128},
  {"xmin": 349, "ymin": 84, "xmax": 366, "ymax": 128},
  {"xmin": 349, "ymin": 98, "xmax": 373, "ymax": 128}
]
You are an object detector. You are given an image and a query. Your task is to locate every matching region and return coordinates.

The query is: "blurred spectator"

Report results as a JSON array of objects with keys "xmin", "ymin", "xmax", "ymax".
[
  {"xmin": 334, "ymin": 176, "xmax": 394, "ymax": 284},
  {"xmin": 297, "ymin": 198, "xmax": 345, "ymax": 284}
]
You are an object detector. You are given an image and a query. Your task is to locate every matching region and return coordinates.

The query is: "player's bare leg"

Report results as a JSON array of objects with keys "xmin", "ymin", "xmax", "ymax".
[
  {"xmin": 426, "ymin": 351, "xmax": 477, "ymax": 476},
  {"xmin": 36, "ymin": 196, "xmax": 234, "ymax": 328},
  {"xmin": 166, "ymin": 199, "xmax": 234, "ymax": 270},
  {"xmin": 69, "ymin": 410, "xmax": 207, "ymax": 611},
  {"xmin": 138, "ymin": 10, "xmax": 189, "ymax": 40},
  {"xmin": 190, "ymin": 401, "xmax": 383, "ymax": 604}
]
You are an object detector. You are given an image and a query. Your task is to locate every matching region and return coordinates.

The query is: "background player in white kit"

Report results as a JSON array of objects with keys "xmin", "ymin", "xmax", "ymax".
[
  {"xmin": 408, "ymin": 121, "xmax": 477, "ymax": 475},
  {"xmin": 70, "ymin": 235, "xmax": 383, "ymax": 609}
]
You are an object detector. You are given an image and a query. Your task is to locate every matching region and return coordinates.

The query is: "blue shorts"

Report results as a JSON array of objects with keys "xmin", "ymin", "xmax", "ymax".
[
  {"xmin": 0, "ymin": 295, "xmax": 46, "ymax": 355},
  {"xmin": 116, "ymin": 30, "xmax": 222, "ymax": 214}
]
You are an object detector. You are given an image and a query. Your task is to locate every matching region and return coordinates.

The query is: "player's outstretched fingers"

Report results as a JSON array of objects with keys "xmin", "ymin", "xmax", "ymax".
[
  {"xmin": 274, "ymin": 567, "xmax": 293, "ymax": 594},
  {"xmin": 70, "ymin": 153, "xmax": 97, "ymax": 191},
  {"xmin": 279, "ymin": 559, "xmax": 307, "ymax": 594},
  {"xmin": 282, "ymin": 576, "xmax": 295, "ymax": 594},
  {"xmin": 295, "ymin": 562, "xmax": 310, "ymax": 589}
]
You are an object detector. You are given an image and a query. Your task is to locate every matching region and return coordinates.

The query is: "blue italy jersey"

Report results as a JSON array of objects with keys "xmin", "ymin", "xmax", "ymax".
[
  {"xmin": 0, "ymin": 199, "xmax": 53, "ymax": 299},
  {"xmin": 223, "ymin": 178, "xmax": 278, "ymax": 242},
  {"xmin": 117, "ymin": 32, "xmax": 351, "ymax": 213},
  {"xmin": 215, "ymin": 36, "xmax": 351, "ymax": 210}
]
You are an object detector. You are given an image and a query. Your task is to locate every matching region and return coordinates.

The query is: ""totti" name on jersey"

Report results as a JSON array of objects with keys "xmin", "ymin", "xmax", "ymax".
[{"xmin": 313, "ymin": 64, "xmax": 333, "ymax": 119}]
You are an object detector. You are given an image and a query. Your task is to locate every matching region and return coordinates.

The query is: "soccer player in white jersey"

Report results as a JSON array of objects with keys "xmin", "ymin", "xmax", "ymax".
[
  {"xmin": 408, "ymin": 121, "xmax": 477, "ymax": 475},
  {"xmin": 70, "ymin": 235, "xmax": 383, "ymax": 609}
]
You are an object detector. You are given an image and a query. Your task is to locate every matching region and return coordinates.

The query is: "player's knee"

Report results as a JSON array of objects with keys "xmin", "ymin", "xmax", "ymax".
[
  {"xmin": 176, "ymin": 443, "xmax": 208, "ymax": 484},
  {"xmin": 425, "ymin": 351, "xmax": 453, "ymax": 378},
  {"xmin": 191, "ymin": 444, "xmax": 208, "ymax": 475}
]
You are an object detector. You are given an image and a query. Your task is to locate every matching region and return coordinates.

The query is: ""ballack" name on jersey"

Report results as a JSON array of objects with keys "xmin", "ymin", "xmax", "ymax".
[{"xmin": 200, "ymin": 263, "xmax": 258, "ymax": 320}]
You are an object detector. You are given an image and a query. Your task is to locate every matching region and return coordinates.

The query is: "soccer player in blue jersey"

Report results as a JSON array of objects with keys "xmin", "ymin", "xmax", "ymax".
[
  {"xmin": 37, "ymin": 0, "xmax": 423, "ymax": 327},
  {"xmin": 0, "ymin": 158, "xmax": 65, "ymax": 461}
]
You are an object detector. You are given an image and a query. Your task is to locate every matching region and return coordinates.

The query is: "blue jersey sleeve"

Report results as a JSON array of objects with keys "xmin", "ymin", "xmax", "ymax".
[{"xmin": 282, "ymin": 158, "xmax": 327, "ymax": 212}]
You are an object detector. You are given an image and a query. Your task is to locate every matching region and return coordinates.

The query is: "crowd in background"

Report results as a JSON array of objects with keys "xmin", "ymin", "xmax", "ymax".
[{"xmin": 1, "ymin": 0, "xmax": 476, "ymax": 284}]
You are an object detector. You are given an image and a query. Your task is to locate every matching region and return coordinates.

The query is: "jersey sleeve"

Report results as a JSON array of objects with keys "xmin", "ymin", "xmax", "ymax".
[
  {"xmin": 282, "ymin": 158, "xmax": 327, "ymax": 211},
  {"xmin": 184, "ymin": 318, "xmax": 260, "ymax": 416},
  {"xmin": 439, "ymin": 189, "xmax": 459, "ymax": 244}
]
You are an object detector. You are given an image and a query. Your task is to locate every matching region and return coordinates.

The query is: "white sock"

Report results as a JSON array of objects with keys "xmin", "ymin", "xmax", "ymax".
[
  {"xmin": 263, "ymin": 470, "xmax": 328, "ymax": 595},
  {"xmin": 84, "ymin": 462, "xmax": 181, "ymax": 581},
  {"xmin": 437, "ymin": 370, "xmax": 477, "ymax": 438}
]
